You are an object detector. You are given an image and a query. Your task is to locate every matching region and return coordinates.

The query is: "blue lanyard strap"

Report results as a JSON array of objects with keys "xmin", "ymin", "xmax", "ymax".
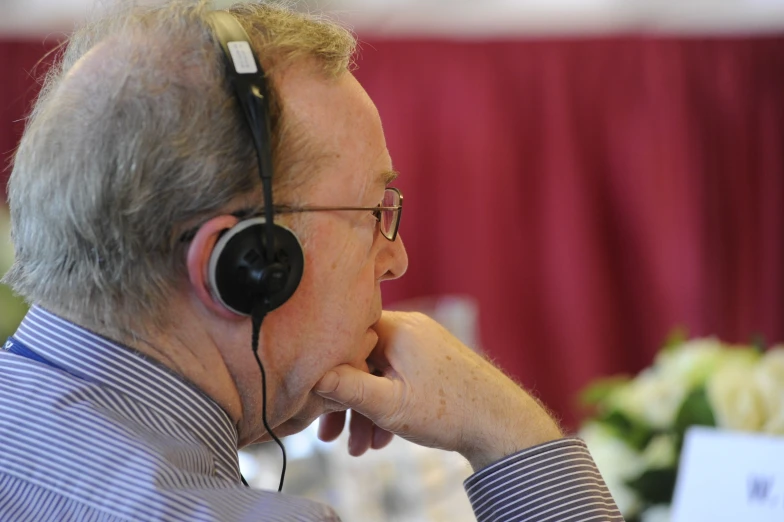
[{"xmin": 2, "ymin": 336, "xmax": 59, "ymax": 369}]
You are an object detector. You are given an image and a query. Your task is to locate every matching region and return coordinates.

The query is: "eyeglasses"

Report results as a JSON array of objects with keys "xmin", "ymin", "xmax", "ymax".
[
  {"xmin": 180, "ymin": 187, "xmax": 403, "ymax": 243},
  {"xmin": 274, "ymin": 187, "xmax": 403, "ymax": 242}
]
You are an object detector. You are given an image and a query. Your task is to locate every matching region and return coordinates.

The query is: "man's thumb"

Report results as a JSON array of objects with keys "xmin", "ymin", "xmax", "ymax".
[
  {"xmin": 314, "ymin": 370, "xmax": 341, "ymax": 394},
  {"xmin": 313, "ymin": 364, "xmax": 390, "ymax": 417}
]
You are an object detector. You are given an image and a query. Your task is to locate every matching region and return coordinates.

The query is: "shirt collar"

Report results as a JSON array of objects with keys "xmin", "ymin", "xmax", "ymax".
[{"xmin": 13, "ymin": 306, "xmax": 242, "ymax": 482}]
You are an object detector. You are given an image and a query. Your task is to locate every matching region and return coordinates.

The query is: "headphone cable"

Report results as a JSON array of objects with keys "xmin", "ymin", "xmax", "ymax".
[{"xmin": 249, "ymin": 302, "xmax": 287, "ymax": 492}]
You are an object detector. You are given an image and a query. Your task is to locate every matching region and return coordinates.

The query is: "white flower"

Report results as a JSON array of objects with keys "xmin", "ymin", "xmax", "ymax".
[
  {"xmin": 610, "ymin": 369, "xmax": 687, "ymax": 429},
  {"xmin": 641, "ymin": 504, "xmax": 671, "ymax": 522},
  {"xmin": 707, "ymin": 362, "xmax": 766, "ymax": 432},
  {"xmin": 655, "ymin": 338, "xmax": 759, "ymax": 388},
  {"xmin": 642, "ymin": 434, "xmax": 677, "ymax": 469},
  {"xmin": 579, "ymin": 422, "xmax": 644, "ymax": 516},
  {"xmin": 755, "ymin": 347, "xmax": 784, "ymax": 435},
  {"xmin": 654, "ymin": 338, "xmax": 726, "ymax": 387},
  {"xmin": 761, "ymin": 346, "xmax": 784, "ymax": 377}
]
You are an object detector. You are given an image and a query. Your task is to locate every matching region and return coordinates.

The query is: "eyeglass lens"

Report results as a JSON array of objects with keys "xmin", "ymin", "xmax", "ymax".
[{"xmin": 380, "ymin": 188, "xmax": 400, "ymax": 239}]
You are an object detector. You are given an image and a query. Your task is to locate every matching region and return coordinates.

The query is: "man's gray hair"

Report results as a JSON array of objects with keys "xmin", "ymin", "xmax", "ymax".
[{"xmin": 4, "ymin": 0, "xmax": 356, "ymax": 339}]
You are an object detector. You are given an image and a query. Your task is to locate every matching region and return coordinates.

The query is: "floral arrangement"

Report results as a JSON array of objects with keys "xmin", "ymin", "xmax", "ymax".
[{"xmin": 579, "ymin": 334, "xmax": 784, "ymax": 522}]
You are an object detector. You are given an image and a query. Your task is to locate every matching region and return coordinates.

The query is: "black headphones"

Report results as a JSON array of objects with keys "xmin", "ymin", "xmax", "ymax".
[
  {"xmin": 205, "ymin": 10, "xmax": 300, "ymax": 492},
  {"xmin": 205, "ymin": 11, "xmax": 304, "ymax": 317}
]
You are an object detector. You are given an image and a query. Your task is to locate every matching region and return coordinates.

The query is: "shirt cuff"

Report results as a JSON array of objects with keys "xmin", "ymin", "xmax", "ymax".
[{"xmin": 464, "ymin": 437, "xmax": 625, "ymax": 522}]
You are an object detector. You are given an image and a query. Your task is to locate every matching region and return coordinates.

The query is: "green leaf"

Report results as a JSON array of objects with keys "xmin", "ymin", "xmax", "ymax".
[
  {"xmin": 662, "ymin": 326, "xmax": 689, "ymax": 351},
  {"xmin": 600, "ymin": 409, "xmax": 654, "ymax": 451},
  {"xmin": 750, "ymin": 334, "xmax": 767, "ymax": 353},
  {"xmin": 579, "ymin": 376, "xmax": 630, "ymax": 407},
  {"xmin": 674, "ymin": 387, "xmax": 716, "ymax": 442},
  {"xmin": 0, "ymin": 284, "xmax": 28, "ymax": 341},
  {"xmin": 626, "ymin": 467, "xmax": 678, "ymax": 505}
]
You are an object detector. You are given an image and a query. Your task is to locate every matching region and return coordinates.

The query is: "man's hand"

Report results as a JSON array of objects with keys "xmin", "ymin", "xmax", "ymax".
[{"xmin": 313, "ymin": 311, "xmax": 562, "ymax": 471}]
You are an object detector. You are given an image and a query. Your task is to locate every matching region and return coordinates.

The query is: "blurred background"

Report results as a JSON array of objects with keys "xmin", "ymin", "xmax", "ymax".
[{"xmin": 2, "ymin": 0, "xmax": 783, "ymax": 520}]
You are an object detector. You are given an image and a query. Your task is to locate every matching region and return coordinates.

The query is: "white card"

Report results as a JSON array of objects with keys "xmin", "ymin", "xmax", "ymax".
[{"xmin": 672, "ymin": 426, "xmax": 784, "ymax": 522}]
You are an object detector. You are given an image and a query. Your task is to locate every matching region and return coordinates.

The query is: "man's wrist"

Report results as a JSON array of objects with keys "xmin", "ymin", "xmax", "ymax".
[{"xmin": 462, "ymin": 405, "xmax": 563, "ymax": 471}]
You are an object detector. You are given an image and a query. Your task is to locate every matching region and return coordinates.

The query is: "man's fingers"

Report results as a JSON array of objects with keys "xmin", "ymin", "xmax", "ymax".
[
  {"xmin": 347, "ymin": 411, "xmax": 374, "ymax": 456},
  {"xmin": 317, "ymin": 411, "xmax": 345, "ymax": 443},
  {"xmin": 314, "ymin": 365, "xmax": 395, "ymax": 421},
  {"xmin": 371, "ymin": 426, "xmax": 394, "ymax": 450}
]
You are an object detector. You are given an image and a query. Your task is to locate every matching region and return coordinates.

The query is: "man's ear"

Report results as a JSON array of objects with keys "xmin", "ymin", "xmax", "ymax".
[{"xmin": 186, "ymin": 215, "xmax": 242, "ymax": 319}]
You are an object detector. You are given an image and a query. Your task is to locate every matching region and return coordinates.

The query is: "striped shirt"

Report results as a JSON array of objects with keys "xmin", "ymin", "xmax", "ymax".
[
  {"xmin": 465, "ymin": 439, "xmax": 625, "ymax": 521},
  {"xmin": 0, "ymin": 307, "xmax": 623, "ymax": 521}
]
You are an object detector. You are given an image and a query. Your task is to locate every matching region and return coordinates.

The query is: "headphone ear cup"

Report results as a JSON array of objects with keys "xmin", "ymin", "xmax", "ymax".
[{"xmin": 208, "ymin": 217, "xmax": 304, "ymax": 316}]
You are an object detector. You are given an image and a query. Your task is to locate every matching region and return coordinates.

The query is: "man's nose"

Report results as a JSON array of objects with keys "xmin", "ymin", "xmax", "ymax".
[{"xmin": 377, "ymin": 233, "xmax": 408, "ymax": 282}]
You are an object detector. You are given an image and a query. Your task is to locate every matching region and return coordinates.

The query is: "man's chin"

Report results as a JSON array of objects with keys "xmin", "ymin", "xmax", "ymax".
[{"xmin": 249, "ymin": 395, "xmax": 347, "ymax": 445}]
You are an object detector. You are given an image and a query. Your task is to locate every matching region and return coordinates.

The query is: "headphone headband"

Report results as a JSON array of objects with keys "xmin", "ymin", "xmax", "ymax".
[
  {"xmin": 206, "ymin": 11, "xmax": 274, "ymax": 188},
  {"xmin": 204, "ymin": 11, "xmax": 304, "ymax": 315}
]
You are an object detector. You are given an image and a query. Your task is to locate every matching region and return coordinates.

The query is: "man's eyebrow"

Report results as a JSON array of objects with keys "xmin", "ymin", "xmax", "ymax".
[{"xmin": 379, "ymin": 169, "xmax": 399, "ymax": 185}]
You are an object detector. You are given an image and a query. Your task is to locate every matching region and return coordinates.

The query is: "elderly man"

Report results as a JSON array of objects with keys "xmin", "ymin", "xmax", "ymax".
[{"xmin": 0, "ymin": 1, "xmax": 623, "ymax": 521}]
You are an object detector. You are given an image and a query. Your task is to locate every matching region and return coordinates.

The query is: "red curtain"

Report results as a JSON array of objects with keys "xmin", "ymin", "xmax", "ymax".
[
  {"xmin": 351, "ymin": 36, "xmax": 784, "ymax": 428},
  {"xmin": 0, "ymin": 39, "xmax": 58, "ymax": 171},
  {"xmin": 3, "ymin": 35, "xmax": 784, "ymax": 429}
]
